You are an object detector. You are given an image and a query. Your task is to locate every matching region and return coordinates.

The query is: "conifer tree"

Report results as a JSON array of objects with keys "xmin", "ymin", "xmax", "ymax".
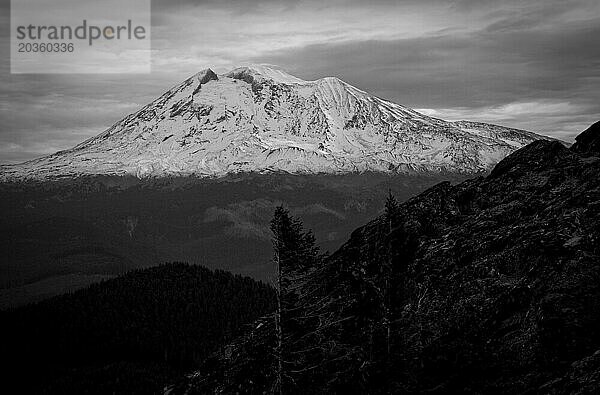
[
  {"xmin": 385, "ymin": 189, "xmax": 399, "ymax": 233},
  {"xmin": 383, "ymin": 190, "xmax": 398, "ymax": 356},
  {"xmin": 270, "ymin": 206, "xmax": 324, "ymax": 393}
]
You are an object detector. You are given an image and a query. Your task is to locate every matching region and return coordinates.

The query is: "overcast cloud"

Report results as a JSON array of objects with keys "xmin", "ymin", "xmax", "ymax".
[{"xmin": 1, "ymin": 0, "xmax": 599, "ymax": 163}]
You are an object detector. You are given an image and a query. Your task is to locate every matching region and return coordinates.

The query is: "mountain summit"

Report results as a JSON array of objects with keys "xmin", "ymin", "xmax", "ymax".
[{"xmin": 1, "ymin": 65, "xmax": 549, "ymax": 181}]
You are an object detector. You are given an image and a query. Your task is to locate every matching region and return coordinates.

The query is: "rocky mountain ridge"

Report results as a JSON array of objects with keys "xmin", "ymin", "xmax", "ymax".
[{"xmin": 169, "ymin": 121, "xmax": 600, "ymax": 394}]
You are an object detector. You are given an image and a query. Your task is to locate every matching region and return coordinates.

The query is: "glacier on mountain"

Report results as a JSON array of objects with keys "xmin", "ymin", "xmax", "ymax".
[{"xmin": 0, "ymin": 65, "xmax": 549, "ymax": 181}]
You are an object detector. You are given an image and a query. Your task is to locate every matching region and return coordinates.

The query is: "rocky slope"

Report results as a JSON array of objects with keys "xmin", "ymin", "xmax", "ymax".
[
  {"xmin": 1, "ymin": 65, "xmax": 548, "ymax": 181},
  {"xmin": 169, "ymin": 121, "xmax": 600, "ymax": 394}
]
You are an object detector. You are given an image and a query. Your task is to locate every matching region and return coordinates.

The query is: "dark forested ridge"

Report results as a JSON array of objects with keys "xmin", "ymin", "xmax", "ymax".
[
  {"xmin": 171, "ymin": 123, "xmax": 600, "ymax": 394},
  {"xmin": 1, "ymin": 263, "xmax": 275, "ymax": 394}
]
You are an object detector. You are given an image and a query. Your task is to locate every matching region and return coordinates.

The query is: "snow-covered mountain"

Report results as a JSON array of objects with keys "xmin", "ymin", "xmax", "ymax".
[{"xmin": 1, "ymin": 65, "xmax": 549, "ymax": 181}]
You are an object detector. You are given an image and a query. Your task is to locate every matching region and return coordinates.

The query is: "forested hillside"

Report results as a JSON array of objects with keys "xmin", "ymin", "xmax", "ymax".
[{"xmin": 1, "ymin": 263, "xmax": 275, "ymax": 394}]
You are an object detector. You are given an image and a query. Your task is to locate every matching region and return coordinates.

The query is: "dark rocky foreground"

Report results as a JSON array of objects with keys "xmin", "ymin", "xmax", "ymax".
[{"xmin": 169, "ymin": 122, "xmax": 600, "ymax": 394}]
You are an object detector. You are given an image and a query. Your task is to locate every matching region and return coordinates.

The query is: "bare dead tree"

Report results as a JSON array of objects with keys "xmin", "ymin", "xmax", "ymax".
[{"xmin": 274, "ymin": 247, "xmax": 283, "ymax": 395}]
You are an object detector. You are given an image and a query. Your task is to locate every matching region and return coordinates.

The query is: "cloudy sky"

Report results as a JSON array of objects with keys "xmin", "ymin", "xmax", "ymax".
[{"xmin": 1, "ymin": 0, "xmax": 599, "ymax": 163}]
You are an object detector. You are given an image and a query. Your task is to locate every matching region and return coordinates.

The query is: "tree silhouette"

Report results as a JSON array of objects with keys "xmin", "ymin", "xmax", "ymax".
[
  {"xmin": 383, "ymin": 190, "xmax": 398, "ymax": 356},
  {"xmin": 270, "ymin": 206, "xmax": 323, "ymax": 393}
]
